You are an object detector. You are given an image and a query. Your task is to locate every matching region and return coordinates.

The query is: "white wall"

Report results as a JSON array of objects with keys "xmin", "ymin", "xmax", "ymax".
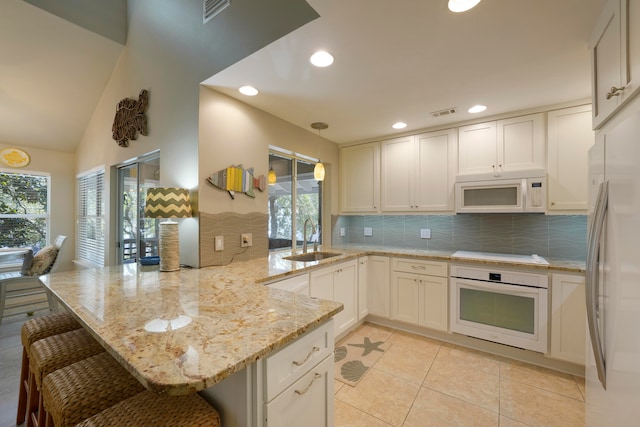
[
  {"xmin": 74, "ymin": 0, "xmax": 318, "ymax": 267},
  {"xmin": 0, "ymin": 143, "xmax": 76, "ymax": 271}
]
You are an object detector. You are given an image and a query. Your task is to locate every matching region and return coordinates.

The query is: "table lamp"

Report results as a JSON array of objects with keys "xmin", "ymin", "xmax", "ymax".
[{"xmin": 144, "ymin": 187, "xmax": 192, "ymax": 271}]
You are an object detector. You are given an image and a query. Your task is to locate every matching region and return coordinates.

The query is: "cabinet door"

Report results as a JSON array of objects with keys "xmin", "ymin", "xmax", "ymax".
[
  {"xmin": 340, "ymin": 143, "xmax": 380, "ymax": 212},
  {"xmin": 333, "ymin": 261, "xmax": 358, "ymax": 337},
  {"xmin": 264, "ymin": 355, "xmax": 334, "ymax": 427},
  {"xmin": 414, "ymin": 129, "xmax": 457, "ymax": 211},
  {"xmin": 267, "ymin": 274, "xmax": 310, "ymax": 296},
  {"xmin": 458, "ymin": 121, "xmax": 497, "ymax": 175},
  {"xmin": 547, "ymin": 105, "xmax": 595, "ymax": 211},
  {"xmin": 357, "ymin": 257, "xmax": 369, "ymax": 320},
  {"xmin": 381, "ymin": 136, "xmax": 414, "ymax": 211},
  {"xmin": 550, "ymin": 273, "xmax": 586, "ymax": 365},
  {"xmin": 309, "ymin": 267, "xmax": 334, "ymax": 302},
  {"xmin": 390, "ymin": 272, "xmax": 420, "ymax": 325},
  {"xmin": 497, "ymin": 113, "xmax": 545, "ymax": 173},
  {"xmin": 624, "ymin": 0, "xmax": 640, "ymax": 104},
  {"xmin": 368, "ymin": 256, "xmax": 390, "ymax": 317},
  {"xmin": 590, "ymin": 0, "xmax": 622, "ymax": 128},
  {"xmin": 419, "ymin": 276, "xmax": 448, "ymax": 331}
]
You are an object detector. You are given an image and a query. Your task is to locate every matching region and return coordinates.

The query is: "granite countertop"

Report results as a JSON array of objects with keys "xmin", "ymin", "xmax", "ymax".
[
  {"xmin": 40, "ymin": 245, "xmax": 584, "ymax": 396},
  {"xmin": 40, "ymin": 263, "xmax": 342, "ymax": 396}
]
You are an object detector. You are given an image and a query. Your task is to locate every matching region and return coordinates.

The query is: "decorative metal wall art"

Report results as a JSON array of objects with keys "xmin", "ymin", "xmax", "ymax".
[
  {"xmin": 207, "ymin": 164, "xmax": 266, "ymax": 199},
  {"xmin": 112, "ymin": 89, "xmax": 149, "ymax": 147}
]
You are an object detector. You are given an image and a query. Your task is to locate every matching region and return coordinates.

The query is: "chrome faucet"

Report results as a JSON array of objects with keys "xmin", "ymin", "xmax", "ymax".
[{"xmin": 302, "ymin": 218, "xmax": 317, "ymax": 254}]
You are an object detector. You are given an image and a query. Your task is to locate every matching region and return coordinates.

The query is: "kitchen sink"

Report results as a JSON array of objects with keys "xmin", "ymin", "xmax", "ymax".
[{"xmin": 283, "ymin": 252, "xmax": 342, "ymax": 262}]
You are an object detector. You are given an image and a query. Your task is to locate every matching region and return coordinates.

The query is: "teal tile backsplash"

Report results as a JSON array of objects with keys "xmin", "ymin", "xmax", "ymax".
[{"xmin": 332, "ymin": 214, "xmax": 587, "ymax": 261}]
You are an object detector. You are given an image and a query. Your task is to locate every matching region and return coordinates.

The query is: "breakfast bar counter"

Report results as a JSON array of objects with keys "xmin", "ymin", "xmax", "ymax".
[{"xmin": 39, "ymin": 263, "xmax": 342, "ymax": 396}]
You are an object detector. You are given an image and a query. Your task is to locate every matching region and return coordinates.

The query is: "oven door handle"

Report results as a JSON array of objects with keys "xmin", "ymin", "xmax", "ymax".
[
  {"xmin": 586, "ymin": 181, "xmax": 608, "ymax": 389},
  {"xmin": 455, "ymin": 278, "xmax": 546, "ymax": 295}
]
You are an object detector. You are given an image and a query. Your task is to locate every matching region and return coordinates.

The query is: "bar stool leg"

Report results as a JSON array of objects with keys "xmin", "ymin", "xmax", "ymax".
[
  {"xmin": 17, "ymin": 347, "xmax": 29, "ymax": 424},
  {"xmin": 26, "ymin": 370, "xmax": 39, "ymax": 427}
]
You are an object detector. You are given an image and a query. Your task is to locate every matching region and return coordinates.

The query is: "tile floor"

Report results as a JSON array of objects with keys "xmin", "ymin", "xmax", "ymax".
[
  {"xmin": 0, "ymin": 314, "xmax": 585, "ymax": 427},
  {"xmin": 334, "ymin": 323, "xmax": 586, "ymax": 427}
]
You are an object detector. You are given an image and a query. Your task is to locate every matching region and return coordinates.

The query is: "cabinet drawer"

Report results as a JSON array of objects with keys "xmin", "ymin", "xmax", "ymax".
[
  {"xmin": 263, "ymin": 320, "xmax": 334, "ymax": 401},
  {"xmin": 392, "ymin": 258, "xmax": 448, "ymax": 277},
  {"xmin": 264, "ymin": 355, "xmax": 334, "ymax": 427}
]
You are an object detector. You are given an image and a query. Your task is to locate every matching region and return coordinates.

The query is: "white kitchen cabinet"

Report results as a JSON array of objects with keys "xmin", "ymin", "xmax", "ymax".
[
  {"xmin": 367, "ymin": 256, "xmax": 390, "ymax": 318},
  {"xmin": 590, "ymin": 0, "xmax": 640, "ymax": 129},
  {"xmin": 340, "ymin": 142, "xmax": 380, "ymax": 213},
  {"xmin": 549, "ymin": 273, "xmax": 586, "ymax": 365},
  {"xmin": 390, "ymin": 258, "xmax": 448, "ymax": 331},
  {"xmin": 266, "ymin": 273, "xmax": 310, "ymax": 295},
  {"xmin": 458, "ymin": 114, "xmax": 545, "ymax": 177},
  {"xmin": 380, "ymin": 130, "xmax": 457, "ymax": 212},
  {"xmin": 310, "ymin": 260, "xmax": 357, "ymax": 337},
  {"xmin": 357, "ymin": 257, "xmax": 369, "ymax": 320},
  {"xmin": 547, "ymin": 105, "xmax": 595, "ymax": 211}
]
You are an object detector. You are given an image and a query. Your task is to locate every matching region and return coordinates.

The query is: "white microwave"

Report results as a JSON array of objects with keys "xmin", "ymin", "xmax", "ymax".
[{"xmin": 455, "ymin": 177, "xmax": 546, "ymax": 213}]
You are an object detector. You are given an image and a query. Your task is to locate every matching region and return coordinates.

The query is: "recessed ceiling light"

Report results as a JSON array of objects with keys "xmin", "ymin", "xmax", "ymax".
[
  {"xmin": 448, "ymin": 0, "xmax": 482, "ymax": 13},
  {"xmin": 392, "ymin": 122, "xmax": 407, "ymax": 129},
  {"xmin": 239, "ymin": 85, "xmax": 258, "ymax": 96},
  {"xmin": 310, "ymin": 51, "xmax": 334, "ymax": 67},
  {"xmin": 468, "ymin": 104, "xmax": 487, "ymax": 113}
]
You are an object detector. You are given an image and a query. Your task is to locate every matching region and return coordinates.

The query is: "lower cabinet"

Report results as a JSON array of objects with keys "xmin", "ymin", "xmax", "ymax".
[
  {"xmin": 549, "ymin": 273, "xmax": 586, "ymax": 365},
  {"xmin": 357, "ymin": 257, "xmax": 369, "ymax": 320},
  {"xmin": 310, "ymin": 260, "xmax": 358, "ymax": 337},
  {"xmin": 367, "ymin": 256, "xmax": 390, "ymax": 317},
  {"xmin": 390, "ymin": 258, "xmax": 448, "ymax": 331},
  {"xmin": 266, "ymin": 273, "xmax": 310, "ymax": 295}
]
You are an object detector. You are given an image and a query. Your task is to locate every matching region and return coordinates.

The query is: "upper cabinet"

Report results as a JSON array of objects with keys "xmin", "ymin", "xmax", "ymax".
[
  {"xmin": 340, "ymin": 142, "xmax": 380, "ymax": 213},
  {"xmin": 590, "ymin": 0, "xmax": 640, "ymax": 129},
  {"xmin": 458, "ymin": 113, "xmax": 545, "ymax": 177},
  {"xmin": 380, "ymin": 129, "xmax": 457, "ymax": 212},
  {"xmin": 547, "ymin": 105, "xmax": 595, "ymax": 211}
]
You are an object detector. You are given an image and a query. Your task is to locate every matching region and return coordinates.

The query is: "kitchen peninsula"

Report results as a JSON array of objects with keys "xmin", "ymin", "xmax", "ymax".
[{"xmin": 40, "ymin": 261, "xmax": 343, "ymax": 426}]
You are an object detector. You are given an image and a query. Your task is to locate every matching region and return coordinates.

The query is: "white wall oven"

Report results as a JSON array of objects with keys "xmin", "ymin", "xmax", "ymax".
[{"xmin": 449, "ymin": 255, "xmax": 549, "ymax": 353}]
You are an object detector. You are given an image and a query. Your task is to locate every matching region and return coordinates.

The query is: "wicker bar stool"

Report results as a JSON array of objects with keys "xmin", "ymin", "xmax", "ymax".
[
  {"xmin": 76, "ymin": 390, "xmax": 221, "ymax": 427},
  {"xmin": 16, "ymin": 312, "xmax": 81, "ymax": 425},
  {"xmin": 27, "ymin": 328, "xmax": 105, "ymax": 427},
  {"xmin": 42, "ymin": 352, "xmax": 146, "ymax": 427}
]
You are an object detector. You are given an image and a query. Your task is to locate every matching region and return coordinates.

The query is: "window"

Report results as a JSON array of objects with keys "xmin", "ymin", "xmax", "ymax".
[
  {"xmin": 0, "ymin": 171, "xmax": 49, "ymax": 250},
  {"xmin": 268, "ymin": 151, "xmax": 322, "ymax": 250},
  {"xmin": 76, "ymin": 168, "xmax": 105, "ymax": 266}
]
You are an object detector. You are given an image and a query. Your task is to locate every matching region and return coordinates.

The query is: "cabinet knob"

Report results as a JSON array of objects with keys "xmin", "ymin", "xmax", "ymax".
[{"xmin": 606, "ymin": 86, "xmax": 625, "ymax": 99}]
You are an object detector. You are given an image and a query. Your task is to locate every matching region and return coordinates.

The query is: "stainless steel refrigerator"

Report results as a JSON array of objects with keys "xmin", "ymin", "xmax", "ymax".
[{"xmin": 586, "ymin": 107, "xmax": 640, "ymax": 426}]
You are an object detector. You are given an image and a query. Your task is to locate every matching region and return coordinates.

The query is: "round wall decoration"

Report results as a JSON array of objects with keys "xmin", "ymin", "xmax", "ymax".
[{"xmin": 0, "ymin": 147, "xmax": 31, "ymax": 168}]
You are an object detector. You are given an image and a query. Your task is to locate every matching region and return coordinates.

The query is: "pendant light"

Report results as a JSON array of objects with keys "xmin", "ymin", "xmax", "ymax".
[
  {"xmin": 268, "ymin": 167, "xmax": 276, "ymax": 185},
  {"xmin": 311, "ymin": 122, "xmax": 328, "ymax": 181}
]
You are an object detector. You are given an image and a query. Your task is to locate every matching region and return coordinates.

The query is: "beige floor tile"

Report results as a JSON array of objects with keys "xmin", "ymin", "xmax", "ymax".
[
  {"xmin": 499, "ymin": 415, "xmax": 532, "ymax": 427},
  {"xmin": 334, "ymin": 399, "xmax": 392, "ymax": 427},
  {"xmin": 374, "ymin": 344, "xmax": 435, "ymax": 385},
  {"xmin": 500, "ymin": 378, "xmax": 585, "ymax": 427},
  {"xmin": 336, "ymin": 368, "xmax": 420, "ymax": 426},
  {"xmin": 386, "ymin": 330, "xmax": 441, "ymax": 356},
  {"xmin": 335, "ymin": 379, "xmax": 345, "ymax": 394},
  {"xmin": 403, "ymin": 387, "xmax": 499, "ymax": 427},
  {"xmin": 500, "ymin": 360, "xmax": 584, "ymax": 401},
  {"xmin": 575, "ymin": 375, "xmax": 586, "ymax": 400},
  {"xmin": 435, "ymin": 343, "xmax": 501, "ymax": 376}
]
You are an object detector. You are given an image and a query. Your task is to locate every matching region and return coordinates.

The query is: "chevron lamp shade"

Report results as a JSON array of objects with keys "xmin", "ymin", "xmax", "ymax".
[{"xmin": 144, "ymin": 188, "xmax": 192, "ymax": 219}]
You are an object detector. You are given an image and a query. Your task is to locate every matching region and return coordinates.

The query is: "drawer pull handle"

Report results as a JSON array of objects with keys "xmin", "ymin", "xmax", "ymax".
[
  {"xmin": 606, "ymin": 86, "xmax": 625, "ymax": 99},
  {"xmin": 293, "ymin": 346, "xmax": 320, "ymax": 366},
  {"xmin": 295, "ymin": 373, "xmax": 322, "ymax": 395},
  {"xmin": 411, "ymin": 265, "xmax": 426, "ymax": 270}
]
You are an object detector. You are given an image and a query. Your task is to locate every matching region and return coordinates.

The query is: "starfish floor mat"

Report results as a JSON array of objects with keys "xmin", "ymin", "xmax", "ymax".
[{"xmin": 334, "ymin": 335, "xmax": 392, "ymax": 386}]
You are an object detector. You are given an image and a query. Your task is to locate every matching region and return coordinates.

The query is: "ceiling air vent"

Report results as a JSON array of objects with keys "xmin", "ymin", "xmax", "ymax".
[
  {"xmin": 203, "ymin": 0, "xmax": 231, "ymax": 24},
  {"xmin": 430, "ymin": 107, "xmax": 457, "ymax": 118}
]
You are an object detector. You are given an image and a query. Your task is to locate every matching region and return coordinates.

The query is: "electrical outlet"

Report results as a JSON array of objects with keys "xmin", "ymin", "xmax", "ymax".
[
  {"xmin": 364, "ymin": 227, "xmax": 373, "ymax": 237},
  {"xmin": 420, "ymin": 228, "xmax": 431, "ymax": 239},
  {"xmin": 339, "ymin": 227, "xmax": 345, "ymax": 237},
  {"xmin": 214, "ymin": 236, "xmax": 224, "ymax": 251},
  {"xmin": 241, "ymin": 233, "xmax": 252, "ymax": 247}
]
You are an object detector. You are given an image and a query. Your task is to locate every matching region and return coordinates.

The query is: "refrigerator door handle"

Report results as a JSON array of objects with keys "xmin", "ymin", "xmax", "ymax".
[{"xmin": 586, "ymin": 181, "xmax": 608, "ymax": 389}]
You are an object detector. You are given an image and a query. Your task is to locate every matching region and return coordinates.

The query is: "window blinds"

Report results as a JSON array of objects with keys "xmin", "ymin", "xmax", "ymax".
[{"xmin": 76, "ymin": 169, "xmax": 105, "ymax": 266}]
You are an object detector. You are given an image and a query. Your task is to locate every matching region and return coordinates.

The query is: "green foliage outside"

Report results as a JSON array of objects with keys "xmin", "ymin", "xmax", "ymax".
[{"xmin": 0, "ymin": 173, "xmax": 48, "ymax": 249}]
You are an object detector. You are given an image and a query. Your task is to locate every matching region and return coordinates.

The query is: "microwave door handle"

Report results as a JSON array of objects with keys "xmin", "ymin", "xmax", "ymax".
[{"xmin": 586, "ymin": 181, "xmax": 608, "ymax": 389}]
